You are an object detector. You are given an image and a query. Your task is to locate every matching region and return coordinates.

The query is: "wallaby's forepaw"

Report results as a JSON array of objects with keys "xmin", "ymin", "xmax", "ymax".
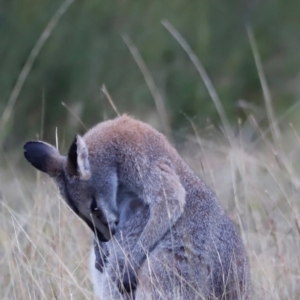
[{"xmin": 118, "ymin": 265, "xmax": 137, "ymax": 296}]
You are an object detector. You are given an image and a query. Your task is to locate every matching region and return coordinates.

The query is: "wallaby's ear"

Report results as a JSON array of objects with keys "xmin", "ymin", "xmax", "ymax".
[
  {"xmin": 66, "ymin": 135, "xmax": 91, "ymax": 180},
  {"xmin": 24, "ymin": 141, "xmax": 64, "ymax": 177}
]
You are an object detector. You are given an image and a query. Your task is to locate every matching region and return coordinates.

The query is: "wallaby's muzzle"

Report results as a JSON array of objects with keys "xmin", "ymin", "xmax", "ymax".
[{"xmin": 91, "ymin": 215, "xmax": 119, "ymax": 241}]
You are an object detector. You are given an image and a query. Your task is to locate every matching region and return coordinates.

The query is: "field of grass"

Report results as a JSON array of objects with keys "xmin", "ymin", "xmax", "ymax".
[
  {"xmin": 1, "ymin": 3, "xmax": 300, "ymax": 298},
  {"xmin": 1, "ymin": 108, "xmax": 300, "ymax": 299}
]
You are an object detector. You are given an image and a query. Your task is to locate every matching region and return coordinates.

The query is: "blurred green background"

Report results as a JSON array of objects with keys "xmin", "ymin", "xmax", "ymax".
[{"xmin": 1, "ymin": 0, "xmax": 300, "ymax": 150}]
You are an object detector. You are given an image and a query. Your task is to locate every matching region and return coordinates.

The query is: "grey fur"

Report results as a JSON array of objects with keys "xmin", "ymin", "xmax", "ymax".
[{"xmin": 23, "ymin": 115, "xmax": 251, "ymax": 299}]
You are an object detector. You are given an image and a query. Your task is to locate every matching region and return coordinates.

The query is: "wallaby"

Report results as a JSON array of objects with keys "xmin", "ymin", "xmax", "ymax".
[{"xmin": 24, "ymin": 115, "xmax": 251, "ymax": 299}]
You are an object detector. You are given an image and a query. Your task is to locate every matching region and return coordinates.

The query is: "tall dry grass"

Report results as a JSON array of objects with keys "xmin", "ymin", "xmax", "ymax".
[
  {"xmin": 0, "ymin": 172, "xmax": 93, "ymax": 299},
  {"xmin": 1, "ymin": 111, "xmax": 300, "ymax": 299},
  {"xmin": 0, "ymin": 10, "xmax": 300, "ymax": 299}
]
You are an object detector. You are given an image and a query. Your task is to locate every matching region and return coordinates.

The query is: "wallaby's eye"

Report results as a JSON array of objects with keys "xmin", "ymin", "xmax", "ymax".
[{"xmin": 90, "ymin": 197, "xmax": 98, "ymax": 212}]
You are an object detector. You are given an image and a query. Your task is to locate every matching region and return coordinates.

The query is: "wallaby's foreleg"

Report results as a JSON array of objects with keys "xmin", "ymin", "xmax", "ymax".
[
  {"xmin": 92, "ymin": 238, "xmax": 131, "ymax": 300},
  {"xmin": 93, "ymin": 237, "xmax": 109, "ymax": 272},
  {"xmin": 119, "ymin": 161, "xmax": 186, "ymax": 294}
]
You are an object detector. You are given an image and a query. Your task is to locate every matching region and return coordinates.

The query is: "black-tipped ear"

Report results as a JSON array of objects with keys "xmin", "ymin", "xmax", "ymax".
[
  {"xmin": 24, "ymin": 141, "xmax": 64, "ymax": 177},
  {"xmin": 66, "ymin": 135, "xmax": 90, "ymax": 180}
]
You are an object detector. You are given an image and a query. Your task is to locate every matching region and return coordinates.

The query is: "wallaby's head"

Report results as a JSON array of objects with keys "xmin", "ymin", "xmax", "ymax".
[{"xmin": 24, "ymin": 135, "xmax": 119, "ymax": 242}]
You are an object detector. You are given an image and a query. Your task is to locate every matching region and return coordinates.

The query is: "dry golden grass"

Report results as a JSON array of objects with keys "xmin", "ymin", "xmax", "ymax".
[
  {"xmin": 1, "ymin": 114, "xmax": 300, "ymax": 299},
  {"xmin": 0, "ymin": 11, "xmax": 299, "ymax": 299},
  {"xmin": 0, "ymin": 172, "xmax": 93, "ymax": 300}
]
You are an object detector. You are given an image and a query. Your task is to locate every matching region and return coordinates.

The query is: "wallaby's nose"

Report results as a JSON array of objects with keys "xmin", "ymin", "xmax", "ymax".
[
  {"xmin": 111, "ymin": 225, "xmax": 117, "ymax": 235},
  {"xmin": 111, "ymin": 217, "xmax": 119, "ymax": 235},
  {"xmin": 103, "ymin": 218, "xmax": 119, "ymax": 236}
]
